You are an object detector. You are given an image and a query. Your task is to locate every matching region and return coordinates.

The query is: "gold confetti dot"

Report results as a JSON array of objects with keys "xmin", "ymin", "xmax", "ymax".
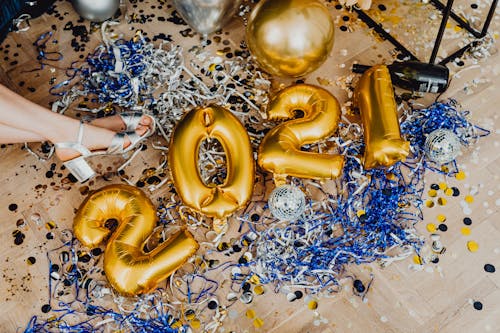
[
  {"xmin": 439, "ymin": 182, "xmax": 447, "ymax": 190},
  {"xmin": 426, "ymin": 200, "xmax": 435, "ymax": 208},
  {"xmin": 437, "ymin": 214, "xmax": 446, "ymax": 223},
  {"xmin": 190, "ymin": 318, "xmax": 201, "ymax": 329},
  {"xmin": 428, "ymin": 189, "xmax": 437, "ymax": 197},
  {"xmin": 413, "ymin": 255, "xmax": 423, "ymax": 265},
  {"xmin": 437, "ymin": 198, "xmax": 447, "ymax": 206},
  {"xmin": 246, "ymin": 309, "xmax": 256, "ymax": 319},
  {"xmin": 253, "ymin": 318, "xmax": 264, "ymax": 328},
  {"xmin": 426, "ymin": 223, "xmax": 437, "ymax": 232},
  {"xmin": 254, "ymin": 285, "xmax": 265, "ymax": 295},
  {"xmin": 186, "ymin": 312, "xmax": 196, "ymax": 321},
  {"xmin": 467, "ymin": 241, "xmax": 479, "ymax": 252},
  {"xmin": 441, "ymin": 165, "xmax": 449, "ymax": 173},
  {"xmin": 444, "ymin": 188, "xmax": 453, "ymax": 196},
  {"xmin": 455, "ymin": 170, "xmax": 466, "ymax": 180},
  {"xmin": 461, "ymin": 227, "xmax": 471, "ymax": 236},
  {"xmin": 249, "ymin": 274, "xmax": 260, "ymax": 284},
  {"xmin": 356, "ymin": 209, "xmax": 366, "ymax": 217},
  {"xmin": 465, "ymin": 195, "xmax": 474, "ymax": 203},
  {"xmin": 171, "ymin": 320, "xmax": 182, "ymax": 329},
  {"xmin": 386, "ymin": 173, "xmax": 395, "ymax": 180},
  {"xmin": 308, "ymin": 300, "xmax": 318, "ymax": 310}
]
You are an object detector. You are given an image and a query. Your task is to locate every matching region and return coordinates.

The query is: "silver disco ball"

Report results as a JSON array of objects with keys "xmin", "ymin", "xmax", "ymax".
[
  {"xmin": 424, "ymin": 129, "xmax": 461, "ymax": 164},
  {"xmin": 268, "ymin": 185, "xmax": 306, "ymax": 221}
]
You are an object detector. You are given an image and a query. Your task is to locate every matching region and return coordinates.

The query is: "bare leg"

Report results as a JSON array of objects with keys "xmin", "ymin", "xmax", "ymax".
[{"xmin": 0, "ymin": 123, "xmax": 44, "ymax": 143}]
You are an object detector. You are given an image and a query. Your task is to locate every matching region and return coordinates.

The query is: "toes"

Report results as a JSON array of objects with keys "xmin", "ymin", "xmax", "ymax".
[{"xmin": 140, "ymin": 115, "xmax": 152, "ymax": 127}]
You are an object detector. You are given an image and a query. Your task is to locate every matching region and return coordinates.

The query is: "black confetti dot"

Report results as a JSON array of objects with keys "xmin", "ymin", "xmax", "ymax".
[
  {"xmin": 431, "ymin": 257, "xmax": 439, "ymax": 264},
  {"xmin": 484, "ymin": 264, "xmax": 495, "ymax": 273},
  {"xmin": 232, "ymin": 244, "xmax": 242, "ymax": 252},
  {"xmin": 473, "ymin": 301, "xmax": 483, "ymax": 310},
  {"xmin": 41, "ymin": 304, "xmax": 51, "ymax": 313},
  {"xmin": 452, "ymin": 187, "xmax": 460, "ymax": 196},
  {"xmin": 238, "ymin": 256, "xmax": 248, "ymax": 264},
  {"xmin": 471, "ymin": 3, "xmax": 479, "ymax": 9},
  {"xmin": 242, "ymin": 282, "xmax": 251, "ymax": 291},
  {"xmin": 378, "ymin": 4, "xmax": 387, "ymax": 11},
  {"xmin": 353, "ymin": 279, "xmax": 366, "ymax": 293},
  {"xmin": 250, "ymin": 213, "xmax": 260, "ymax": 222},
  {"xmin": 340, "ymin": 26, "xmax": 348, "ymax": 32},
  {"xmin": 91, "ymin": 248, "xmax": 103, "ymax": 256},
  {"xmin": 27, "ymin": 256, "xmax": 36, "ymax": 265},
  {"xmin": 430, "ymin": 184, "xmax": 440, "ymax": 190},
  {"xmin": 438, "ymin": 224, "xmax": 448, "ymax": 232},
  {"xmin": 8, "ymin": 203, "xmax": 18, "ymax": 211},
  {"xmin": 463, "ymin": 217, "xmax": 472, "ymax": 225},
  {"xmin": 294, "ymin": 290, "xmax": 303, "ymax": 299},
  {"xmin": 207, "ymin": 300, "xmax": 218, "ymax": 310}
]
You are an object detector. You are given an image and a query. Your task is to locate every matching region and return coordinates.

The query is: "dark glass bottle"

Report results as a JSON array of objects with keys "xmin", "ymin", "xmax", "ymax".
[{"xmin": 352, "ymin": 61, "xmax": 449, "ymax": 94}]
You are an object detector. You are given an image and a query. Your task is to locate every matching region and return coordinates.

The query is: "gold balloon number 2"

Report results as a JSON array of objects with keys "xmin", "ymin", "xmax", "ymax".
[
  {"xmin": 258, "ymin": 84, "xmax": 345, "ymax": 184},
  {"xmin": 74, "ymin": 184, "xmax": 199, "ymax": 296}
]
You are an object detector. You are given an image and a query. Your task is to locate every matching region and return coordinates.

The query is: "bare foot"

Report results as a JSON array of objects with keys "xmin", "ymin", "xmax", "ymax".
[{"xmin": 89, "ymin": 114, "xmax": 153, "ymax": 134}]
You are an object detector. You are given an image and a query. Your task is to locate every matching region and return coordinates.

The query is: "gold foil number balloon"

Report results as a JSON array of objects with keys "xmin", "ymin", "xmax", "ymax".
[
  {"xmin": 246, "ymin": 0, "xmax": 335, "ymax": 77},
  {"xmin": 354, "ymin": 65, "xmax": 410, "ymax": 169},
  {"xmin": 169, "ymin": 105, "xmax": 255, "ymax": 233},
  {"xmin": 258, "ymin": 84, "xmax": 345, "ymax": 184},
  {"xmin": 74, "ymin": 184, "xmax": 199, "ymax": 296}
]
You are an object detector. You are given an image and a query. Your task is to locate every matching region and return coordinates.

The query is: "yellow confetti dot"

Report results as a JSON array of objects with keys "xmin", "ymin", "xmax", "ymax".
[
  {"xmin": 253, "ymin": 317, "xmax": 264, "ymax": 328},
  {"xmin": 356, "ymin": 210, "xmax": 366, "ymax": 217},
  {"xmin": 454, "ymin": 25, "xmax": 462, "ymax": 32},
  {"xmin": 441, "ymin": 165, "xmax": 449, "ymax": 173},
  {"xmin": 246, "ymin": 309, "xmax": 256, "ymax": 319},
  {"xmin": 428, "ymin": 189, "xmax": 437, "ymax": 197},
  {"xmin": 249, "ymin": 274, "xmax": 260, "ymax": 284},
  {"xmin": 254, "ymin": 285, "xmax": 265, "ymax": 295},
  {"xmin": 437, "ymin": 198, "xmax": 447, "ymax": 206},
  {"xmin": 190, "ymin": 318, "xmax": 201, "ymax": 329},
  {"xmin": 467, "ymin": 241, "xmax": 479, "ymax": 252},
  {"xmin": 465, "ymin": 195, "xmax": 474, "ymax": 203},
  {"xmin": 455, "ymin": 170, "xmax": 466, "ymax": 180},
  {"xmin": 426, "ymin": 223, "xmax": 437, "ymax": 232},
  {"xmin": 439, "ymin": 182, "xmax": 447, "ymax": 190},
  {"xmin": 426, "ymin": 200, "xmax": 435, "ymax": 208},
  {"xmin": 386, "ymin": 173, "xmax": 395, "ymax": 180},
  {"xmin": 186, "ymin": 312, "xmax": 196, "ymax": 321},
  {"xmin": 437, "ymin": 214, "xmax": 446, "ymax": 223},
  {"xmin": 308, "ymin": 300, "xmax": 318, "ymax": 310},
  {"xmin": 413, "ymin": 255, "xmax": 423, "ymax": 265},
  {"xmin": 171, "ymin": 320, "xmax": 183, "ymax": 329},
  {"xmin": 445, "ymin": 188, "xmax": 454, "ymax": 196},
  {"xmin": 461, "ymin": 227, "xmax": 471, "ymax": 236}
]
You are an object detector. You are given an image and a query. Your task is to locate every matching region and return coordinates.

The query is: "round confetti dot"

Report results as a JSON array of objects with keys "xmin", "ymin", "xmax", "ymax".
[
  {"xmin": 353, "ymin": 279, "xmax": 366, "ymax": 293},
  {"xmin": 41, "ymin": 304, "xmax": 51, "ymax": 313},
  {"xmin": 430, "ymin": 184, "xmax": 440, "ymax": 190},
  {"xmin": 452, "ymin": 187, "xmax": 460, "ymax": 196},
  {"xmin": 308, "ymin": 300, "xmax": 318, "ymax": 310},
  {"xmin": 249, "ymin": 274, "xmax": 260, "ymax": 284},
  {"xmin": 437, "ymin": 198, "xmax": 447, "ymax": 206},
  {"xmin": 8, "ymin": 203, "xmax": 17, "ymax": 211},
  {"xmin": 246, "ymin": 309, "xmax": 256, "ymax": 319},
  {"xmin": 185, "ymin": 309, "xmax": 195, "ymax": 320},
  {"xmin": 428, "ymin": 189, "xmax": 437, "ymax": 197},
  {"xmin": 465, "ymin": 195, "xmax": 474, "ymax": 203},
  {"xmin": 190, "ymin": 318, "xmax": 201, "ymax": 329},
  {"xmin": 27, "ymin": 256, "xmax": 36, "ymax": 265},
  {"xmin": 242, "ymin": 282, "xmax": 251, "ymax": 291},
  {"xmin": 455, "ymin": 170, "xmax": 466, "ymax": 180},
  {"xmin": 439, "ymin": 182, "xmax": 447, "ymax": 190},
  {"xmin": 426, "ymin": 223, "xmax": 437, "ymax": 232},
  {"xmin": 426, "ymin": 200, "xmax": 435, "ymax": 208},
  {"xmin": 253, "ymin": 318, "xmax": 264, "ymax": 328},
  {"xmin": 445, "ymin": 188, "xmax": 454, "ymax": 196},
  {"xmin": 294, "ymin": 290, "xmax": 303, "ymax": 299},
  {"xmin": 254, "ymin": 285, "xmax": 265, "ymax": 295},
  {"xmin": 356, "ymin": 209, "xmax": 366, "ymax": 217},
  {"xmin": 461, "ymin": 227, "xmax": 471, "ymax": 236},
  {"xmin": 240, "ymin": 291, "xmax": 253, "ymax": 304},
  {"xmin": 207, "ymin": 300, "xmax": 218, "ymax": 310},
  {"xmin": 438, "ymin": 224, "xmax": 448, "ymax": 232},
  {"xmin": 437, "ymin": 214, "xmax": 446, "ymax": 223},
  {"xmin": 287, "ymin": 292, "xmax": 297, "ymax": 302},
  {"xmin": 484, "ymin": 264, "xmax": 495, "ymax": 273},
  {"xmin": 467, "ymin": 241, "xmax": 479, "ymax": 252},
  {"xmin": 473, "ymin": 301, "xmax": 483, "ymax": 310},
  {"xmin": 413, "ymin": 255, "xmax": 423, "ymax": 265}
]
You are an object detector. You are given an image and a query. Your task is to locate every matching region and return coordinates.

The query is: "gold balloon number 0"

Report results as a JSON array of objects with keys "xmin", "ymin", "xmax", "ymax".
[
  {"xmin": 169, "ymin": 105, "xmax": 255, "ymax": 233},
  {"xmin": 74, "ymin": 184, "xmax": 199, "ymax": 296},
  {"xmin": 258, "ymin": 84, "xmax": 345, "ymax": 184}
]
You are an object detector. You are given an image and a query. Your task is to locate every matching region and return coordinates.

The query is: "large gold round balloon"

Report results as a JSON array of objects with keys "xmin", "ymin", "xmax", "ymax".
[
  {"xmin": 74, "ymin": 184, "xmax": 199, "ymax": 296},
  {"xmin": 354, "ymin": 65, "xmax": 410, "ymax": 169},
  {"xmin": 246, "ymin": 0, "xmax": 335, "ymax": 77}
]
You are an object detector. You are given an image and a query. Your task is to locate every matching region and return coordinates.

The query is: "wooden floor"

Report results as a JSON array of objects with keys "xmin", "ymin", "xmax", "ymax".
[{"xmin": 0, "ymin": 0, "xmax": 499, "ymax": 332}]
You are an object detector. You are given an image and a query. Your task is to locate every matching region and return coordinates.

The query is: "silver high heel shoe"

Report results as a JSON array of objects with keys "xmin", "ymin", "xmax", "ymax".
[
  {"xmin": 118, "ymin": 112, "xmax": 156, "ymax": 139},
  {"xmin": 54, "ymin": 121, "xmax": 142, "ymax": 183}
]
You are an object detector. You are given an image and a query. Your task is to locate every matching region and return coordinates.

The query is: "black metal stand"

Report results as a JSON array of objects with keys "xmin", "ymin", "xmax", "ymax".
[{"xmin": 354, "ymin": 0, "xmax": 498, "ymax": 65}]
